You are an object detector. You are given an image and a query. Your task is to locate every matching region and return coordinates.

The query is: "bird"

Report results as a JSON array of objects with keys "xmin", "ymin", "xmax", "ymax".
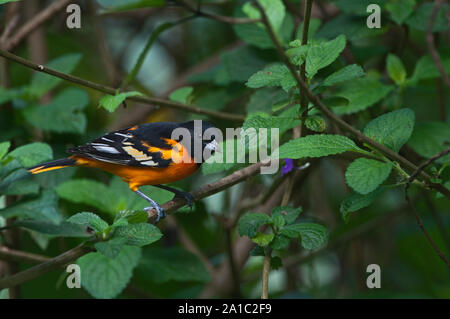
[{"xmin": 28, "ymin": 120, "xmax": 221, "ymax": 223}]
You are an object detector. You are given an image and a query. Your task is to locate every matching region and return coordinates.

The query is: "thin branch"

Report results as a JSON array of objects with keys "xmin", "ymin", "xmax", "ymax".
[
  {"xmin": 176, "ymin": 0, "xmax": 261, "ymax": 24},
  {"xmin": 2, "ymin": 0, "xmax": 72, "ymax": 51},
  {"xmin": 405, "ymin": 148, "xmax": 450, "ymax": 268},
  {"xmin": 426, "ymin": 0, "xmax": 450, "ymax": 88},
  {"xmin": 253, "ymin": 1, "xmax": 450, "ymax": 199},
  {"xmin": 0, "ymin": 244, "xmax": 93, "ymax": 290},
  {"xmin": 261, "ymin": 248, "xmax": 271, "ymax": 299},
  {"xmin": 0, "ymin": 48, "xmax": 245, "ymax": 122},
  {"xmin": 0, "ymin": 246, "xmax": 50, "ymax": 264},
  {"xmin": 146, "ymin": 161, "xmax": 270, "ymax": 221}
]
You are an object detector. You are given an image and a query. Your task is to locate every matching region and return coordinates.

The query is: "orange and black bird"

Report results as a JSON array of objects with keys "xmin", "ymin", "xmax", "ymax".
[{"xmin": 28, "ymin": 121, "xmax": 221, "ymax": 222}]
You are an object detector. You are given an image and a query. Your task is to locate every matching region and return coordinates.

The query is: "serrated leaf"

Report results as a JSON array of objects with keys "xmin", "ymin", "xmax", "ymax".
[
  {"xmin": 77, "ymin": 246, "xmax": 141, "ymax": 299},
  {"xmin": 251, "ymin": 232, "xmax": 274, "ymax": 246},
  {"xmin": 281, "ymin": 223, "xmax": 328, "ymax": 250},
  {"xmin": 340, "ymin": 187, "xmax": 386, "ymax": 222},
  {"xmin": 271, "ymin": 206, "xmax": 302, "ymax": 225},
  {"xmin": 23, "ymin": 88, "xmax": 89, "ymax": 134},
  {"xmin": 246, "ymin": 64, "xmax": 295, "ymax": 92},
  {"xmin": 305, "ymin": 116, "xmax": 326, "ymax": 132},
  {"xmin": 7, "ymin": 142, "xmax": 52, "ymax": 167},
  {"xmin": 407, "ymin": 55, "xmax": 450, "ymax": 85},
  {"xmin": 138, "ymin": 247, "xmax": 210, "ymax": 283},
  {"xmin": 322, "ymin": 64, "xmax": 364, "ymax": 86},
  {"xmin": 271, "ymin": 215, "xmax": 285, "ymax": 229},
  {"xmin": 114, "ymin": 223, "xmax": 162, "ymax": 247},
  {"xmin": 237, "ymin": 213, "xmax": 271, "ymax": 238},
  {"xmin": 0, "ymin": 190, "xmax": 61, "ymax": 222},
  {"xmin": 345, "ymin": 159, "xmax": 392, "ymax": 195},
  {"xmin": 114, "ymin": 210, "xmax": 148, "ymax": 225},
  {"xmin": 363, "ymin": 108, "xmax": 415, "ymax": 153},
  {"xmin": 270, "ymin": 234, "xmax": 290, "ymax": 250},
  {"xmin": 306, "ymin": 35, "xmax": 346, "ymax": 79},
  {"xmin": 99, "ymin": 91, "xmax": 142, "ymax": 112},
  {"xmin": 0, "ymin": 141, "xmax": 10, "ymax": 160},
  {"xmin": 407, "ymin": 122, "xmax": 450, "ymax": 164},
  {"xmin": 94, "ymin": 237, "xmax": 127, "ymax": 259},
  {"xmin": 332, "ymin": 75, "xmax": 394, "ymax": 114},
  {"xmin": 246, "ymin": 87, "xmax": 288, "ymax": 113},
  {"xmin": 67, "ymin": 212, "xmax": 109, "ymax": 234},
  {"xmin": 386, "ymin": 0, "xmax": 415, "ymax": 25},
  {"xmin": 387, "ymin": 54, "xmax": 406, "ymax": 85},
  {"xmin": 242, "ymin": 0, "xmax": 285, "ymax": 33},
  {"xmin": 28, "ymin": 53, "xmax": 82, "ymax": 98},
  {"xmin": 14, "ymin": 220, "xmax": 91, "ymax": 237},
  {"xmin": 406, "ymin": 2, "xmax": 450, "ymax": 32},
  {"xmin": 277, "ymin": 134, "xmax": 362, "ymax": 159},
  {"xmin": 169, "ymin": 86, "xmax": 193, "ymax": 104}
]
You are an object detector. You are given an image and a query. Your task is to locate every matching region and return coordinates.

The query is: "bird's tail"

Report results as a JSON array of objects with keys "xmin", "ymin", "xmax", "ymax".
[{"xmin": 28, "ymin": 157, "xmax": 77, "ymax": 174}]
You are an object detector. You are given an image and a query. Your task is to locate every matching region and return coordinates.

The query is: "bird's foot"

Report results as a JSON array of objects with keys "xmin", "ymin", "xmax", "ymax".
[
  {"xmin": 144, "ymin": 204, "xmax": 166, "ymax": 224},
  {"xmin": 173, "ymin": 191, "xmax": 195, "ymax": 210}
]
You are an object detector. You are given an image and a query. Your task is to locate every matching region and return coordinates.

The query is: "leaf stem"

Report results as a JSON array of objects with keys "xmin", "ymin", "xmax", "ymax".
[{"xmin": 261, "ymin": 247, "xmax": 271, "ymax": 299}]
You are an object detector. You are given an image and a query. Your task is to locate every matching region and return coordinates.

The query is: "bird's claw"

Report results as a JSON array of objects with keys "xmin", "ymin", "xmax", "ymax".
[
  {"xmin": 144, "ymin": 205, "xmax": 166, "ymax": 224},
  {"xmin": 174, "ymin": 191, "xmax": 195, "ymax": 210}
]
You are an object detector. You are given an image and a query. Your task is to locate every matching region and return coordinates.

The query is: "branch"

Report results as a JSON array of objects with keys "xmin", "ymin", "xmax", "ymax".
[
  {"xmin": 0, "ymin": 244, "xmax": 93, "ymax": 290},
  {"xmin": 1, "ymin": 0, "xmax": 72, "ymax": 51},
  {"xmin": 146, "ymin": 161, "xmax": 270, "ymax": 221},
  {"xmin": 176, "ymin": 0, "xmax": 261, "ymax": 24},
  {"xmin": 0, "ymin": 49, "xmax": 245, "ymax": 122},
  {"xmin": 261, "ymin": 248, "xmax": 271, "ymax": 299},
  {"xmin": 405, "ymin": 148, "xmax": 450, "ymax": 268},
  {"xmin": 0, "ymin": 246, "xmax": 50, "ymax": 264},
  {"xmin": 426, "ymin": 0, "xmax": 450, "ymax": 88},
  {"xmin": 253, "ymin": 1, "xmax": 450, "ymax": 199}
]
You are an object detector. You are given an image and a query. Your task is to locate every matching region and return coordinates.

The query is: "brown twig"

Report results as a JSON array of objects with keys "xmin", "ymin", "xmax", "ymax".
[
  {"xmin": 0, "ymin": 244, "xmax": 93, "ymax": 290},
  {"xmin": 1, "ymin": 0, "xmax": 73, "ymax": 51},
  {"xmin": 0, "ymin": 246, "xmax": 50, "ymax": 264},
  {"xmin": 261, "ymin": 247, "xmax": 271, "ymax": 299},
  {"xmin": 0, "ymin": 48, "xmax": 245, "ymax": 122},
  {"xmin": 253, "ymin": 1, "xmax": 450, "ymax": 199},
  {"xmin": 426, "ymin": 0, "xmax": 450, "ymax": 88},
  {"xmin": 405, "ymin": 148, "xmax": 450, "ymax": 268},
  {"xmin": 175, "ymin": 0, "xmax": 261, "ymax": 24}
]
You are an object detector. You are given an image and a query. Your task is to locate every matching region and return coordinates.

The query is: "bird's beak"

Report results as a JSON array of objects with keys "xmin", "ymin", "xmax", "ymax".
[{"xmin": 206, "ymin": 139, "xmax": 221, "ymax": 153}]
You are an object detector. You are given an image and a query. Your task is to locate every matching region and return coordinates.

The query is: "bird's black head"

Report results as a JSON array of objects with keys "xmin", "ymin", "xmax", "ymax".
[{"xmin": 177, "ymin": 120, "xmax": 221, "ymax": 162}]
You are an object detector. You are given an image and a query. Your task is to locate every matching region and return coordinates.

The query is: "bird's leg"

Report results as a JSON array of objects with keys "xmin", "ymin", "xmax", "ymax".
[
  {"xmin": 135, "ymin": 190, "xmax": 166, "ymax": 223},
  {"xmin": 153, "ymin": 185, "xmax": 195, "ymax": 209}
]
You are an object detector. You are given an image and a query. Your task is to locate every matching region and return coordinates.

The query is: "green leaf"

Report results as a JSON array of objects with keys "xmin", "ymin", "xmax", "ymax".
[
  {"xmin": 100, "ymin": 0, "xmax": 165, "ymax": 12},
  {"xmin": 28, "ymin": 53, "xmax": 82, "ymax": 98},
  {"xmin": 340, "ymin": 187, "xmax": 386, "ymax": 222},
  {"xmin": 251, "ymin": 232, "xmax": 274, "ymax": 246},
  {"xmin": 0, "ymin": 190, "xmax": 61, "ymax": 222},
  {"xmin": 406, "ymin": 2, "xmax": 450, "ymax": 32},
  {"xmin": 386, "ymin": 0, "xmax": 415, "ymax": 25},
  {"xmin": 332, "ymin": 75, "xmax": 394, "ymax": 114},
  {"xmin": 7, "ymin": 142, "xmax": 52, "ymax": 167},
  {"xmin": 246, "ymin": 87, "xmax": 288, "ymax": 113},
  {"xmin": 138, "ymin": 247, "xmax": 211, "ymax": 283},
  {"xmin": 345, "ymin": 159, "xmax": 392, "ymax": 195},
  {"xmin": 242, "ymin": 0, "xmax": 285, "ymax": 33},
  {"xmin": 99, "ymin": 91, "xmax": 142, "ymax": 112},
  {"xmin": 281, "ymin": 223, "xmax": 328, "ymax": 250},
  {"xmin": 0, "ymin": 141, "xmax": 10, "ymax": 160},
  {"xmin": 278, "ymin": 134, "xmax": 363, "ymax": 159},
  {"xmin": 94, "ymin": 237, "xmax": 127, "ymax": 259},
  {"xmin": 14, "ymin": 220, "xmax": 91, "ymax": 237},
  {"xmin": 322, "ymin": 64, "xmax": 365, "ymax": 86},
  {"xmin": 408, "ymin": 122, "xmax": 450, "ymax": 164},
  {"xmin": 77, "ymin": 246, "xmax": 141, "ymax": 299},
  {"xmin": 67, "ymin": 212, "xmax": 109, "ymax": 234},
  {"xmin": 270, "ymin": 256, "xmax": 283, "ymax": 269},
  {"xmin": 246, "ymin": 64, "xmax": 295, "ymax": 92},
  {"xmin": 306, "ymin": 35, "xmax": 346, "ymax": 79},
  {"xmin": 363, "ymin": 108, "xmax": 415, "ymax": 153},
  {"xmin": 169, "ymin": 86, "xmax": 193, "ymax": 104},
  {"xmin": 387, "ymin": 54, "xmax": 406, "ymax": 85},
  {"xmin": 238, "ymin": 213, "xmax": 271, "ymax": 238},
  {"xmin": 56, "ymin": 179, "xmax": 112, "ymax": 213},
  {"xmin": 304, "ymin": 116, "xmax": 326, "ymax": 133},
  {"xmin": 114, "ymin": 223, "xmax": 162, "ymax": 247},
  {"xmin": 23, "ymin": 88, "xmax": 89, "ymax": 134},
  {"xmin": 295, "ymin": 18, "xmax": 321, "ymax": 40},
  {"xmin": 271, "ymin": 206, "xmax": 302, "ymax": 225},
  {"xmin": 270, "ymin": 234, "xmax": 290, "ymax": 250},
  {"xmin": 407, "ymin": 55, "xmax": 450, "ymax": 85},
  {"xmin": 114, "ymin": 210, "xmax": 148, "ymax": 225},
  {"xmin": 271, "ymin": 215, "xmax": 285, "ymax": 229}
]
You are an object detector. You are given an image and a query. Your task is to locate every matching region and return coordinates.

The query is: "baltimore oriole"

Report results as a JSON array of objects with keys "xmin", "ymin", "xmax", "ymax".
[{"xmin": 28, "ymin": 120, "xmax": 221, "ymax": 222}]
